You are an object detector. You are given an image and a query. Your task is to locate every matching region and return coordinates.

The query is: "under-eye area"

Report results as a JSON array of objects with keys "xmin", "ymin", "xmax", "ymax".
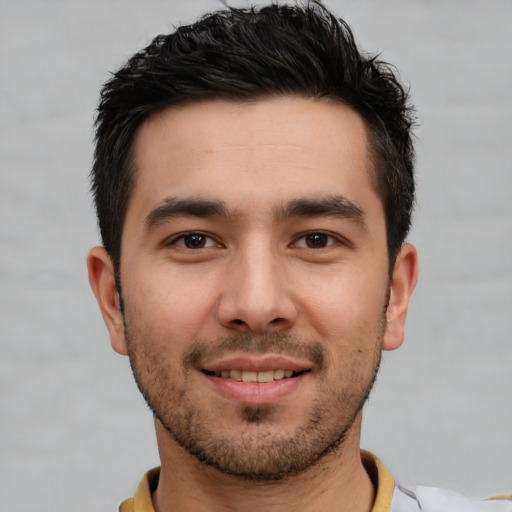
[{"xmin": 202, "ymin": 369, "xmax": 311, "ymax": 382}]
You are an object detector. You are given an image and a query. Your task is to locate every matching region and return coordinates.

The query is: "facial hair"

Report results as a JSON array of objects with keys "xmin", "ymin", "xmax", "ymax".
[{"xmin": 125, "ymin": 326, "xmax": 384, "ymax": 482}]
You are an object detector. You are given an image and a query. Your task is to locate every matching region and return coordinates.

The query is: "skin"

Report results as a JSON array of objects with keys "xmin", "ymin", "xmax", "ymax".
[{"xmin": 88, "ymin": 96, "xmax": 418, "ymax": 512}]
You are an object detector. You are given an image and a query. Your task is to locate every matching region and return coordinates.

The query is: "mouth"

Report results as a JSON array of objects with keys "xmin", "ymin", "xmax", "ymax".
[
  {"xmin": 202, "ymin": 369, "xmax": 310, "ymax": 382},
  {"xmin": 200, "ymin": 357, "xmax": 312, "ymax": 405}
]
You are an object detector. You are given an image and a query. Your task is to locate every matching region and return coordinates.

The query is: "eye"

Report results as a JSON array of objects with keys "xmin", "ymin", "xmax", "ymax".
[
  {"xmin": 294, "ymin": 232, "xmax": 337, "ymax": 249},
  {"xmin": 171, "ymin": 232, "xmax": 219, "ymax": 249}
]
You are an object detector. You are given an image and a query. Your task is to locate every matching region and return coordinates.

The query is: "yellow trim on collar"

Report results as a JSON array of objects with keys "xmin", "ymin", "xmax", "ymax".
[
  {"xmin": 121, "ymin": 452, "xmax": 395, "ymax": 512},
  {"xmin": 119, "ymin": 467, "xmax": 159, "ymax": 512},
  {"xmin": 361, "ymin": 451, "xmax": 395, "ymax": 512}
]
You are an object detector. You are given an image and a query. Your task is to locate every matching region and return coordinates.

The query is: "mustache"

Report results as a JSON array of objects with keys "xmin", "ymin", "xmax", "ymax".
[{"xmin": 183, "ymin": 332, "xmax": 326, "ymax": 370}]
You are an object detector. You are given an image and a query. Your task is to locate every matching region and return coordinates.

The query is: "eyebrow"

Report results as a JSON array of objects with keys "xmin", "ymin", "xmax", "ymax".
[
  {"xmin": 143, "ymin": 194, "xmax": 365, "ymax": 233},
  {"xmin": 144, "ymin": 197, "xmax": 232, "ymax": 230},
  {"xmin": 277, "ymin": 195, "xmax": 365, "ymax": 226}
]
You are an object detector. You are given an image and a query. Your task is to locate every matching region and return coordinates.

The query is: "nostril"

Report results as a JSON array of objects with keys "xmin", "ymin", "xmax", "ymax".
[{"xmin": 270, "ymin": 318, "xmax": 284, "ymax": 324}]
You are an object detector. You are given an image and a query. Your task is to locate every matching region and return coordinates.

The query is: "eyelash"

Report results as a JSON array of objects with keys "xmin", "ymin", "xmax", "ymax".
[
  {"xmin": 167, "ymin": 231, "xmax": 342, "ymax": 250},
  {"xmin": 292, "ymin": 231, "xmax": 341, "ymax": 249},
  {"xmin": 168, "ymin": 232, "xmax": 220, "ymax": 249}
]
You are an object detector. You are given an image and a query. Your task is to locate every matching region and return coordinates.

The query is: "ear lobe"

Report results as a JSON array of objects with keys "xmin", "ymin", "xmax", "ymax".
[
  {"xmin": 87, "ymin": 246, "xmax": 128, "ymax": 355},
  {"xmin": 382, "ymin": 243, "xmax": 418, "ymax": 351}
]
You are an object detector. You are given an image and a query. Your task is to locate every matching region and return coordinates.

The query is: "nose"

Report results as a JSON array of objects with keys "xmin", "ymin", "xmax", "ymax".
[{"xmin": 216, "ymin": 244, "xmax": 298, "ymax": 334}]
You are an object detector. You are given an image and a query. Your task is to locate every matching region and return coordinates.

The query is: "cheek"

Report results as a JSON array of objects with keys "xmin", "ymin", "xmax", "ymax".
[
  {"xmin": 299, "ymin": 269, "xmax": 387, "ymax": 340},
  {"xmin": 123, "ymin": 264, "xmax": 220, "ymax": 343}
]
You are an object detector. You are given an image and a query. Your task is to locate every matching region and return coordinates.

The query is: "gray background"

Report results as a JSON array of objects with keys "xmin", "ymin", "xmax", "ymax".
[{"xmin": 1, "ymin": 1, "xmax": 511, "ymax": 510}]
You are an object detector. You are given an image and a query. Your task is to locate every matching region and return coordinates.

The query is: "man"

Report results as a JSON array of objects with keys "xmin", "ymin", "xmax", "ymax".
[{"xmin": 87, "ymin": 2, "xmax": 511, "ymax": 511}]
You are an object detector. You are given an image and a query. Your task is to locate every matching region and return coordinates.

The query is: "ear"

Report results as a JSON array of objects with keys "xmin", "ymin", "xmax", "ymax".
[
  {"xmin": 87, "ymin": 246, "xmax": 128, "ymax": 355},
  {"xmin": 382, "ymin": 243, "xmax": 418, "ymax": 351}
]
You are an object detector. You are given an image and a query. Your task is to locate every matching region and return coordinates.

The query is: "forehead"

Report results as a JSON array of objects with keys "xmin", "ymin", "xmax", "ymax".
[{"xmin": 128, "ymin": 96, "xmax": 381, "ymax": 225}]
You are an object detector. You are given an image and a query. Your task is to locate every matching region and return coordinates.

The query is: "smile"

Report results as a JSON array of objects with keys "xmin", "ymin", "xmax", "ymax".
[{"xmin": 203, "ymin": 369, "xmax": 308, "ymax": 382}]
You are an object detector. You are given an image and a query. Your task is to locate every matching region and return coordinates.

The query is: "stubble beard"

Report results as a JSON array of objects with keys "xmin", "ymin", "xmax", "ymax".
[{"xmin": 125, "ymin": 326, "xmax": 383, "ymax": 482}]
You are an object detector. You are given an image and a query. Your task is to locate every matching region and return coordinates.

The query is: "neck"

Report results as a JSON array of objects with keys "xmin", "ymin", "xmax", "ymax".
[{"xmin": 152, "ymin": 417, "xmax": 375, "ymax": 512}]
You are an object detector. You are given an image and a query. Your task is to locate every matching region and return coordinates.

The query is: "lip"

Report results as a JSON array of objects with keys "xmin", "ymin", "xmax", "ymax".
[
  {"xmin": 203, "ymin": 371, "xmax": 308, "ymax": 405},
  {"xmin": 200, "ymin": 354, "xmax": 312, "ymax": 405},
  {"xmin": 201, "ymin": 354, "xmax": 311, "ymax": 374}
]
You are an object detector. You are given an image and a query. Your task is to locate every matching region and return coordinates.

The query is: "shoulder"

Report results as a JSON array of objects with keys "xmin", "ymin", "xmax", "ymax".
[{"xmin": 392, "ymin": 485, "xmax": 512, "ymax": 512}]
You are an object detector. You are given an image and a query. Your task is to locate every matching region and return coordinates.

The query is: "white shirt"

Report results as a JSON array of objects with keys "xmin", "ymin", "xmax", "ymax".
[{"xmin": 391, "ymin": 485, "xmax": 512, "ymax": 512}]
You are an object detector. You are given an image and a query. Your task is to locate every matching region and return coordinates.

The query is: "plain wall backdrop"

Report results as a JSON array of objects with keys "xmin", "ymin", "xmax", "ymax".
[{"xmin": 1, "ymin": 1, "xmax": 511, "ymax": 510}]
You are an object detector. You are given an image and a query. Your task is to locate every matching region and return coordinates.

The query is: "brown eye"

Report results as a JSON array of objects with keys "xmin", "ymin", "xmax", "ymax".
[
  {"xmin": 183, "ymin": 234, "xmax": 207, "ymax": 248},
  {"xmin": 293, "ymin": 232, "xmax": 338, "ymax": 249},
  {"xmin": 305, "ymin": 233, "xmax": 329, "ymax": 248},
  {"xmin": 171, "ymin": 233, "xmax": 218, "ymax": 249}
]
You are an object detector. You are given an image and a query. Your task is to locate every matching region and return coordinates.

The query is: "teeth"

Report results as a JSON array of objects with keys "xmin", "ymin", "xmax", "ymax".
[
  {"xmin": 257, "ymin": 370, "xmax": 274, "ymax": 383},
  {"xmin": 230, "ymin": 369, "xmax": 242, "ymax": 381},
  {"xmin": 273, "ymin": 369, "xmax": 285, "ymax": 380},
  {"xmin": 214, "ymin": 369, "xmax": 297, "ymax": 381},
  {"xmin": 241, "ymin": 371, "xmax": 257, "ymax": 383}
]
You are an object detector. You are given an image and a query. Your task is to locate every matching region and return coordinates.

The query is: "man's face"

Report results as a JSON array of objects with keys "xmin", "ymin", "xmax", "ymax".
[{"xmin": 90, "ymin": 96, "xmax": 416, "ymax": 480}]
